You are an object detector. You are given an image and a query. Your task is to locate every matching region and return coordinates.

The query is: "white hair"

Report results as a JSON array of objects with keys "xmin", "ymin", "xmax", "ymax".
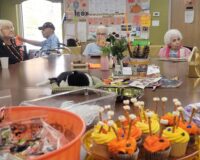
[
  {"xmin": 164, "ymin": 29, "xmax": 183, "ymax": 45},
  {"xmin": 0, "ymin": 19, "xmax": 13, "ymax": 37},
  {"xmin": 96, "ymin": 25, "xmax": 108, "ymax": 35}
]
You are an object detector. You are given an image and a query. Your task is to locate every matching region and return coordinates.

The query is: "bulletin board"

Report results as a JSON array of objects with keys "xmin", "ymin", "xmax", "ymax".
[{"xmin": 64, "ymin": 0, "xmax": 151, "ymax": 43}]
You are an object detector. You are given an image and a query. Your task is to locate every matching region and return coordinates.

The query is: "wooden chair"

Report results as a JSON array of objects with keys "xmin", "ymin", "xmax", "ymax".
[
  {"xmin": 58, "ymin": 43, "xmax": 82, "ymax": 54},
  {"xmin": 184, "ymin": 46, "xmax": 193, "ymax": 51},
  {"xmin": 188, "ymin": 46, "xmax": 200, "ymax": 77},
  {"xmin": 149, "ymin": 45, "xmax": 163, "ymax": 58},
  {"xmin": 68, "ymin": 46, "xmax": 82, "ymax": 54}
]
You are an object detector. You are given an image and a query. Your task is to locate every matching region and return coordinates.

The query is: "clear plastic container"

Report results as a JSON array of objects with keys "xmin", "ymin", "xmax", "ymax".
[{"xmin": 20, "ymin": 88, "xmax": 117, "ymax": 127}]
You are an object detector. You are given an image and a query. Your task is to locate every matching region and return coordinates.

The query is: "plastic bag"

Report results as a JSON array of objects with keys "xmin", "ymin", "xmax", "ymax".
[
  {"xmin": 0, "ymin": 117, "xmax": 68, "ymax": 159},
  {"xmin": 0, "ymin": 153, "xmax": 22, "ymax": 160},
  {"xmin": 184, "ymin": 103, "xmax": 200, "ymax": 127}
]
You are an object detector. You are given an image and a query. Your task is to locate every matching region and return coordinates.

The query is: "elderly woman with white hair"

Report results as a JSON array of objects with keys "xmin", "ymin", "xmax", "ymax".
[
  {"xmin": 0, "ymin": 19, "xmax": 27, "ymax": 64},
  {"xmin": 83, "ymin": 25, "xmax": 108, "ymax": 56},
  {"xmin": 159, "ymin": 29, "xmax": 191, "ymax": 59}
]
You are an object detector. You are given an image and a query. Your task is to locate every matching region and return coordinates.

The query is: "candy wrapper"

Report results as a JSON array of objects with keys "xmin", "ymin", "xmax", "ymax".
[
  {"xmin": 0, "ymin": 153, "xmax": 22, "ymax": 160},
  {"xmin": 184, "ymin": 103, "xmax": 200, "ymax": 127},
  {"xmin": 0, "ymin": 117, "xmax": 68, "ymax": 159}
]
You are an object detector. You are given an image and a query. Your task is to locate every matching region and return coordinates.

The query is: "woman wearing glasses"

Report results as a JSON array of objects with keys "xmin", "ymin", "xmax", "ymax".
[
  {"xmin": 0, "ymin": 19, "xmax": 27, "ymax": 64},
  {"xmin": 83, "ymin": 25, "xmax": 108, "ymax": 56}
]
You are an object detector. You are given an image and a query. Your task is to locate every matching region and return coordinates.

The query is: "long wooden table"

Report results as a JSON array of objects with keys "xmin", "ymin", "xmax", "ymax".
[
  {"xmin": 0, "ymin": 54, "xmax": 199, "ymax": 159},
  {"xmin": 1, "ymin": 54, "xmax": 200, "ymax": 107}
]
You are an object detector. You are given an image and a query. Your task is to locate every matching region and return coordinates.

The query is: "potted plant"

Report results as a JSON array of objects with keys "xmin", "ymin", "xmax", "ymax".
[
  {"xmin": 107, "ymin": 33, "xmax": 128, "ymax": 75},
  {"xmin": 127, "ymin": 44, "xmax": 150, "ymax": 77},
  {"xmin": 108, "ymin": 33, "xmax": 128, "ymax": 64},
  {"xmin": 128, "ymin": 44, "xmax": 149, "ymax": 59}
]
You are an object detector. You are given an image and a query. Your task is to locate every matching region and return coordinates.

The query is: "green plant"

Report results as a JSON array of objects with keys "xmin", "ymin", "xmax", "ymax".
[
  {"xmin": 107, "ymin": 33, "xmax": 128, "ymax": 63},
  {"xmin": 128, "ymin": 45, "xmax": 150, "ymax": 58},
  {"xmin": 101, "ymin": 45, "xmax": 111, "ymax": 56}
]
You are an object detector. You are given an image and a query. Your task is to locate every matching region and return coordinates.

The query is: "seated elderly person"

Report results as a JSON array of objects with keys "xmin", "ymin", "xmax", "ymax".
[
  {"xmin": 0, "ymin": 19, "xmax": 28, "ymax": 64},
  {"xmin": 159, "ymin": 29, "xmax": 191, "ymax": 59},
  {"xmin": 19, "ymin": 22, "xmax": 59, "ymax": 57},
  {"xmin": 83, "ymin": 25, "xmax": 108, "ymax": 56}
]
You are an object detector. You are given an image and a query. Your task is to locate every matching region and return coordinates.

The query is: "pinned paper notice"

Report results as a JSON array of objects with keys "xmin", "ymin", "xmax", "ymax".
[
  {"xmin": 77, "ymin": 21, "xmax": 87, "ymax": 42},
  {"xmin": 122, "ymin": 67, "xmax": 132, "ymax": 75},
  {"xmin": 152, "ymin": 20, "xmax": 159, "ymax": 26},
  {"xmin": 132, "ymin": 15, "xmax": 140, "ymax": 25},
  {"xmin": 65, "ymin": 23, "xmax": 76, "ymax": 39},
  {"xmin": 185, "ymin": 8, "xmax": 194, "ymax": 23},
  {"xmin": 140, "ymin": 15, "xmax": 151, "ymax": 27}
]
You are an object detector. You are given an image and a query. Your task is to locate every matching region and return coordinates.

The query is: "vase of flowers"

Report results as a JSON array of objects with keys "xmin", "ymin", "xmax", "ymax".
[{"xmin": 107, "ymin": 32, "xmax": 128, "ymax": 75}]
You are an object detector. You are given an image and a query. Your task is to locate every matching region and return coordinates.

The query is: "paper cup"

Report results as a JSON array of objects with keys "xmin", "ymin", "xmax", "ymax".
[
  {"xmin": 170, "ymin": 142, "xmax": 188, "ymax": 157},
  {"xmin": 112, "ymin": 147, "xmax": 139, "ymax": 160},
  {"xmin": 0, "ymin": 57, "xmax": 9, "ymax": 69},
  {"xmin": 91, "ymin": 140, "xmax": 110, "ymax": 159},
  {"xmin": 144, "ymin": 147, "xmax": 171, "ymax": 160}
]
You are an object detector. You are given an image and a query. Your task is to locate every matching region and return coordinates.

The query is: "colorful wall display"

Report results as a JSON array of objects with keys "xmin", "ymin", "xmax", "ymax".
[{"xmin": 64, "ymin": 0, "xmax": 150, "ymax": 42}]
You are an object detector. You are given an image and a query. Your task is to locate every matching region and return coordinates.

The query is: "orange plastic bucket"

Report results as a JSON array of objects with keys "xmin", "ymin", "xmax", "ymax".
[{"xmin": 4, "ymin": 106, "xmax": 86, "ymax": 160}]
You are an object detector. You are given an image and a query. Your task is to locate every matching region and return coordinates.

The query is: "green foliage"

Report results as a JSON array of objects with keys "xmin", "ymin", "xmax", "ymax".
[
  {"xmin": 101, "ymin": 45, "xmax": 111, "ymax": 56},
  {"xmin": 129, "ymin": 45, "xmax": 150, "ymax": 58},
  {"xmin": 107, "ymin": 34, "xmax": 128, "ymax": 61}
]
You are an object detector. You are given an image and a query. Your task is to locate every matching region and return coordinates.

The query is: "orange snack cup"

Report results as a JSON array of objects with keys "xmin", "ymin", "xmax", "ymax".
[
  {"xmin": 3, "ymin": 106, "xmax": 86, "ymax": 160},
  {"xmin": 15, "ymin": 35, "xmax": 23, "ymax": 46}
]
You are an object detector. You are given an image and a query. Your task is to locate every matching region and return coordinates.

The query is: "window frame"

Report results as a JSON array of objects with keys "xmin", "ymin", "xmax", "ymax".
[{"xmin": 17, "ymin": 0, "xmax": 64, "ymax": 42}]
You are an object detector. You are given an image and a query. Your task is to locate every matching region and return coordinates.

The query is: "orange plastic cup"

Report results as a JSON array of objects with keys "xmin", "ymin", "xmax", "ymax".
[
  {"xmin": 15, "ymin": 35, "xmax": 23, "ymax": 46},
  {"xmin": 4, "ymin": 106, "xmax": 86, "ymax": 160}
]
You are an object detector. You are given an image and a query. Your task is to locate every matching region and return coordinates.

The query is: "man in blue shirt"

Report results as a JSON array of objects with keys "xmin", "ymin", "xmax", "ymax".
[{"xmin": 19, "ymin": 22, "xmax": 59, "ymax": 56}]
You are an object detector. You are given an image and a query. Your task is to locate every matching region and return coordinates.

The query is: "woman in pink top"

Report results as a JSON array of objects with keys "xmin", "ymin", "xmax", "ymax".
[{"xmin": 159, "ymin": 29, "xmax": 191, "ymax": 59}]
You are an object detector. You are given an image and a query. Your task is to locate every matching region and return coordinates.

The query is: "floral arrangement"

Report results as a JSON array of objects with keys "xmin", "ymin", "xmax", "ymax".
[
  {"xmin": 101, "ymin": 44, "xmax": 111, "ymax": 56},
  {"xmin": 101, "ymin": 32, "xmax": 149, "ymax": 62},
  {"xmin": 106, "ymin": 32, "xmax": 128, "ymax": 63}
]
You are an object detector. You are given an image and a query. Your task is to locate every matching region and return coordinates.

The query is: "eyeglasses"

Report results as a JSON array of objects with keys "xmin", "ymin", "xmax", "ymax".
[{"xmin": 96, "ymin": 33, "xmax": 106, "ymax": 36}]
